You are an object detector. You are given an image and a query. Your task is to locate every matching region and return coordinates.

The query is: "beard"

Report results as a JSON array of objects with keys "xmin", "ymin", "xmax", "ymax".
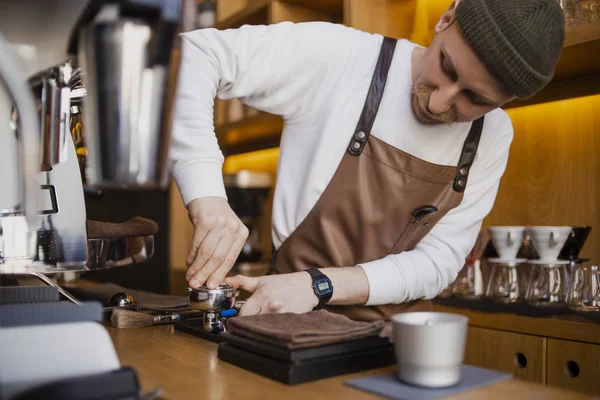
[{"xmin": 410, "ymin": 83, "xmax": 457, "ymax": 126}]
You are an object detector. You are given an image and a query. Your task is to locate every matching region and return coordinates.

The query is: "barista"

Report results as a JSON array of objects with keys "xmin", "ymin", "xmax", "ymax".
[{"xmin": 169, "ymin": 0, "xmax": 565, "ymax": 320}]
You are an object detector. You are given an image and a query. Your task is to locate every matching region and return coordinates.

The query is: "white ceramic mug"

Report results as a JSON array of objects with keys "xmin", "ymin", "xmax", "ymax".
[
  {"xmin": 392, "ymin": 312, "xmax": 468, "ymax": 388},
  {"xmin": 527, "ymin": 226, "xmax": 572, "ymax": 261},
  {"xmin": 487, "ymin": 226, "xmax": 525, "ymax": 260}
]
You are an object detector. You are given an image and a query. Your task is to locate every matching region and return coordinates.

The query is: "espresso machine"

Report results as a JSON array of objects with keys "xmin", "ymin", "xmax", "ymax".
[{"xmin": 0, "ymin": 0, "xmax": 181, "ymax": 294}]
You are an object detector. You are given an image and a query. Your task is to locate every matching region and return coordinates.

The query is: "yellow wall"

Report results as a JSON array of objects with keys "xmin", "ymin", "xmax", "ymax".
[
  {"xmin": 222, "ymin": 147, "xmax": 279, "ymax": 174},
  {"xmin": 485, "ymin": 94, "xmax": 600, "ymax": 261}
]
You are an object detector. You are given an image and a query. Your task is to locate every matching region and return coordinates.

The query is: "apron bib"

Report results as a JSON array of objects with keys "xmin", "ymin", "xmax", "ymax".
[{"xmin": 271, "ymin": 37, "xmax": 484, "ymax": 322}]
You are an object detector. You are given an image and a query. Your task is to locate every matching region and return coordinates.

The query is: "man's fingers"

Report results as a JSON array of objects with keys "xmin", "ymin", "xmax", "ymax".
[
  {"xmin": 193, "ymin": 234, "xmax": 234, "ymax": 289},
  {"xmin": 238, "ymin": 294, "xmax": 262, "ymax": 316},
  {"xmin": 186, "ymin": 230, "xmax": 221, "ymax": 286},
  {"xmin": 207, "ymin": 235, "xmax": 247, "ymax": 289},
  {"xmin": 225, "ymin": 275, "xmax": 259, "ymax": 293},
  {"xmin": 186, "ymin": 226, "xmax": 209, "ymax": 267}
]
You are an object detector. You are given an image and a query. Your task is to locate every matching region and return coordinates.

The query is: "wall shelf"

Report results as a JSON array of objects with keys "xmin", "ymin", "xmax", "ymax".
[
  {"xmin": 504, "ymin": 21, "xmax": 600, "ymax": 109},
  {"xmin": 217, "ymin": 0, "xmax": 270, "ymax": 30},
  {"xmin": 215, "ymin": 111, "xmax": 283, "ymax": 156},
  {"xmin": 280, "ymin": 0, "xmax": 343, "ymax": 14},
  {"xmin": 564, "ymin": 21, "xmax": 600, "ymax": 47}
]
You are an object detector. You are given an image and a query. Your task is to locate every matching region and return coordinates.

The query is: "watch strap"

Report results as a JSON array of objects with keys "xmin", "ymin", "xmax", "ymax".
[{"xmin": 305, "ymin": 268, "xmax": 333, "ymax": 306}]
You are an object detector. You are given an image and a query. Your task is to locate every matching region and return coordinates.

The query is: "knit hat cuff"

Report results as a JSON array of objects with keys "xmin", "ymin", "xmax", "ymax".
[{"xmin": 456, "ymin": 0, "xmax": 553, "ymax": 98}]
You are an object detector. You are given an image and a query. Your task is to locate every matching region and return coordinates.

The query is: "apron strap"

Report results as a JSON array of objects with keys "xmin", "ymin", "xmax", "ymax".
[
  {"xmin": 267, "ymin": 243, "xmax": 277, "ymax": 275},
  {"xmin": 347, "ymin": 37, "xmax": 397, "ymax": 156},
  {"xmin": 453, "ymin": 116, "xmax": 485, "ymax": 192}
]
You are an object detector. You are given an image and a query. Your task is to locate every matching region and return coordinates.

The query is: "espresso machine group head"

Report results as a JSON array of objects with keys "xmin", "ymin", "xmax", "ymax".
[{"xmin": 0, "ymin": 0, "xmax": 183, "ymax": 275}]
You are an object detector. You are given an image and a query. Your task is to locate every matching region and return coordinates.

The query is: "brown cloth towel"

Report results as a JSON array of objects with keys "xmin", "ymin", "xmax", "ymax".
[
  {"xmin": 64, "ymin": 281, "xmax": 189, "ymax": 312},
  {"xmin": 87, "ymin": 216, "xmax": 159, "ymax": 239},
  {"xmin": 226, "ymin": 309, "xmax": 385, "ymax": 349}
]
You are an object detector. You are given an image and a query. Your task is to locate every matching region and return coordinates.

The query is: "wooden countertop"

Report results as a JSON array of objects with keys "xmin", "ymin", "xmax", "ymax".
[{"xmin": 106, "ymin": 324, "xmax": 593, "ymax": 400}]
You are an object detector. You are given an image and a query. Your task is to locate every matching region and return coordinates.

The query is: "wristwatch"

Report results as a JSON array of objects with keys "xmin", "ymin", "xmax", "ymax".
[{"xmin": 305, "ymin": 268, "xmax": 333, "ymax": 307}]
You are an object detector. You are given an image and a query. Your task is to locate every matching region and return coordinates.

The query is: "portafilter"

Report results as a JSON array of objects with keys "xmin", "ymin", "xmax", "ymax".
[{"xmin": 187, "ymin": 283, "xmax": 245, "ymax": 334}]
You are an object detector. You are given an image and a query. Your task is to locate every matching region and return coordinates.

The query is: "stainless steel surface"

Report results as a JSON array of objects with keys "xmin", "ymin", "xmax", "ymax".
[
  {"xmin": 29, "ymin": 63, "xmax": 73, "ymax": 168},
  {"xmin": 0, "ymin": 66, "xmax": 20, "ymax": 217},
  {"xmin": 392, "ymin": 312, "xmax": 468, "ymax": 388},
  {"xmin": 0, "ymin": 130, "xmax": 88, "ymax": 273},
  {"xmin": 203, "ymin": 311, "xmax": 225, "ymax": 334},
  {"xmin": 187, "ymin": 283, "xmax": 239, "ymax": 312},
  {"xmin": 0, "ymin": 1, "xmax": 180, "ymax": 274},
  {"xmin": 28, "ymin": 272, "xmax": 83, "ymax": 305},
  {"xmin": 0, "ymin": 1, "xmax": 91, "ymax": 77},
  {"xmin": 87, "ymin": 235, "xmax": 155, "ymax": 270},
  {"xmin": 0, "ymin": 33, "xmax": 41, "ymax": 221},
  {"xmin": 2, "ymin": 234, "xmax": 154, "ymax": 273},
  {"xmin": 109, "ymin": 292, "xmax": 136, "ymax": 308},
  {"xmin": 78, "ymin": 3, "xmax": 175, "ymax": 188}
]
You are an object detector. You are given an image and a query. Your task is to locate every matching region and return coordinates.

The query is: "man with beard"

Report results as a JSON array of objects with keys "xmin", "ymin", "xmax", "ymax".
[{"xmin": 169, "ymin": 0, "xmax": 565, "ymax": 319}]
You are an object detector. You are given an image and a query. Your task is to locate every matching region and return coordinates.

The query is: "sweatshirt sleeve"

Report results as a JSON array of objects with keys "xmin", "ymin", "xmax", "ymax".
[
  {"xmin": 358, "ymin": 113, "xmax": 514, "ymax": 305},
  {"xmin": 169, "ymin": 21, "xmax": 366, "ymax": 206}
]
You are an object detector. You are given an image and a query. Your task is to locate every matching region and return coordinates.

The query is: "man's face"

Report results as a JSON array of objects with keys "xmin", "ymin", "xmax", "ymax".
[{"xmin": 411, "ymin": 21, "xmax": 514, "ymax": 125}]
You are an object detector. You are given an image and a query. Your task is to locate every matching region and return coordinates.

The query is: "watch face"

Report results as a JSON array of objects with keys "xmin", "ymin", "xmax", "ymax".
[{"xmin": 315, "ymin": 278, "xmax": 333, "ymax": 295}]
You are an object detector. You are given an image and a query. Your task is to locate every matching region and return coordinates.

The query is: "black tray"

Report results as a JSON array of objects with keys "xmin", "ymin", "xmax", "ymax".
[
  {"xmin": 434, "ymin": 297, "xmax": 600, "ymax": 323},
  {"xmin": 218, "ymin": 342, "xmax": 395, "ymax": 385},
  {"xmin": 174, "ymin": 318, "xmax": 225, "ymax": 343},
  {"xmin": 220, "ymin": 332, "xmax": 392, "ymax": 362}
]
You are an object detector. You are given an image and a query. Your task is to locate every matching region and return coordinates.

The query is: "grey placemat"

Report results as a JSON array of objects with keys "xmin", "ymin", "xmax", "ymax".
[{"xmin": 345, "ymin": 364, "xmax": 512, "ymax": 400}]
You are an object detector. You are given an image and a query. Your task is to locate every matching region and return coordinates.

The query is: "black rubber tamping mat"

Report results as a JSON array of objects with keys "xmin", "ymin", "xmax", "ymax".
[
  {"xmin": 0, "ymin": 286, "xmax": 59, "ymax": 304},
  {"xmin": 434, "ymin": 297, "xmax": 573, "ymax": 318},
  {"xmin": 174, "ymin": 318, "xmax": 226, "ymax": 343},
  {"xmin": 217, "ymin": 339, "xmax": 395, "ymax": 385},
  {"xmin": 345, "ymin": 364, "xmax": 513, "ymax": 400},
  {"xmin": 220, "ymin": 332, "xmax": 392, "ymax": 362},
  {"xmin": 575, "ymin": 311, "xmax": 600, "ymax": 324},
  {"xmin": 435, "ymin": 298, "xmax": 600, "ymax": 325},
  {"xmin": 0, "ymin": 301, "xmax": 102, "ymax": 327}
]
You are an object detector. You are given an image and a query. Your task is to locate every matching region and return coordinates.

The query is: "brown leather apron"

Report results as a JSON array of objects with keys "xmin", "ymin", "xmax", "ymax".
[{"xmin": 271, "ymin": 37, "xmax": 484, "ymax": 322}]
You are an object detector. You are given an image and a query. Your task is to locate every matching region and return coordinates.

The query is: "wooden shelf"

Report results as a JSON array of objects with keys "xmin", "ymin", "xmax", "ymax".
[
  {"xmin": 433, "ymin": 303, "xmax": 600, "ymax": 346},
  {"xmin": 217, "ymin": 0, "xmax": 270, "ymax": 30},
  {"xmin": 504, "ymin": 22, "xmax": 600, "ymax": 108},
  {"xmin": 279, "ymin": 0, "xmax": 343, "ymax": 15},
  {"xmin": 216, "ymin": 0, "xmax": 342, "ymax": 30},
  {"xmin": 564, "ymin": 21, "xmax": 600, "ymax": 48},
  {"xmin": 215, "ymin": 111, "xmax": 283, "ymax": 155}
]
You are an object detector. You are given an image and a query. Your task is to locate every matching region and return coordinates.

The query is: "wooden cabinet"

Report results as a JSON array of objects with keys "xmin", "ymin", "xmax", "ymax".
[
  {"xmin": 547, "ymin": 339, "xmax": 600, "ymax": 396},
  {"xmin": 464, "ymin": 327, "xmax": 546, "ymax": 384},
  {"xmin": 434, "ymin": 304, "xmax": 600, "ymax": 396}
]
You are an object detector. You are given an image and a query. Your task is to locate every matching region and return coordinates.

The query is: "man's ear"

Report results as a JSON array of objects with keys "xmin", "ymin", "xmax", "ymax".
[{"xmin": 434, "ymin": 1, "xmax": 460, "ymax": 34}]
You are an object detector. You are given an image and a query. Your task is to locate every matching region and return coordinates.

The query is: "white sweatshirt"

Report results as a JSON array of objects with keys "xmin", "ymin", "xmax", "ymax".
[{"xmin": 169, "ymin": 21, "xmax": 513, "ymax": 305}]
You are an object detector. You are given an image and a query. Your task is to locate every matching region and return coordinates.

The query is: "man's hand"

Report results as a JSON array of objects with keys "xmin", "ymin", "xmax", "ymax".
[
  {"xmin": 225, "ymin": 272, "xmax": 319, "ymax": 316},
  {"xmin": 186, "ymin": 197, "xmax": 249, "ymax": 289}
]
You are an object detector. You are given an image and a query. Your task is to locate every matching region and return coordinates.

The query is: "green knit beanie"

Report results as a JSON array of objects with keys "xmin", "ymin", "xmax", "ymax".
[{"xmin": 455, "ymin": 0, "xmax": 565, "ymax": 98}]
